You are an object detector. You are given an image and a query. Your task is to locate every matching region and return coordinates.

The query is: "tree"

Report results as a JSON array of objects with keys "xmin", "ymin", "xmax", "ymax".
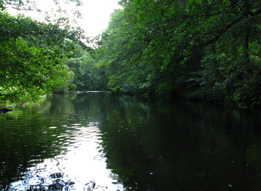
[
  {"xmin": 0, "ymin": 12, "xmax": 86, "ymax": 104},
  {"xmin": 97, "ymin": 0, "xmax": 261, "ymax": 107}
]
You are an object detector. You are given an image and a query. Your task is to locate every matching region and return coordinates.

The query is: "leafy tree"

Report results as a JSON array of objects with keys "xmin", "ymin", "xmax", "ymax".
[
  {"xmin": 97, "ymin": 0, "xmax": 261, "ymax": 107},
  {"xmin": 1, "ymin": 0, "xmax": 82, "ymax": 11},
  {"xmin": 0, "ymin": 12, "xmax": 86, "ymax": 104},
  {"xmin": 58, "ymin": 40, "xmax": 108, "ymax": 92}
]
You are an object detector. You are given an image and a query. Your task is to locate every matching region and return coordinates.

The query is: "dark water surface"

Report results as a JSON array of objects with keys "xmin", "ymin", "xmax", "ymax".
[{"xmin": 1, "ymin": 93, "xmax": 261, "ymax": 191}]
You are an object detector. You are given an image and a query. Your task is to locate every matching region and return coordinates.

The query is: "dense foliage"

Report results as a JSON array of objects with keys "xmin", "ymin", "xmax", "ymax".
[
  {"xmin": 60, "ymin": 42, "xmax": 108, "ymax": 92},
  {"xmin": 0, "ymin": 0, "xmax": 86, "ymax": 104},
  {"xmin": 96, "ymin": 0, "xmax": 261, "ymax": 107},
  {"xmin": 1, "ymin": 0, "xmax": 260, "ymax": 108}
]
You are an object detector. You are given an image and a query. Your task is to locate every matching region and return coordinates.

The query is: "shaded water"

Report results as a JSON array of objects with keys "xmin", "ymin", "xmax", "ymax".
[{"xmin": 1, "ymin": 93, "xmax": 261, "ymax": 190}]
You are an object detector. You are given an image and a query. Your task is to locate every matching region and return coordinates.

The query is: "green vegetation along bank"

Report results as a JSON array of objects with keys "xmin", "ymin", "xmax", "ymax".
[
  {"xmin": 1, "ymin": 0, "xmax": 260, "ymax": 108},
  {"xmin": 95, "ymin": 0, "xmax": 261, "ymax": 108}
]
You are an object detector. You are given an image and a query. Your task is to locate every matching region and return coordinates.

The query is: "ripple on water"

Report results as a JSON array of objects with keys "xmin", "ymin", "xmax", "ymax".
[
  {"xmin": 4, "ymin": 120, "xmax": 123, "ymax": 191},
  {"xmin": 48, "ymin": 126, "xmax": 57, "ymax": 129},
  {"xmin": 71, "ymin": 123, "xmax": 81, "ymax": 126}
]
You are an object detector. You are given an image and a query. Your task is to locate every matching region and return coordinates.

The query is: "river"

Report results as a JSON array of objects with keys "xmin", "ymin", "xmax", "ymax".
[{"xmin": 0, "ymin": 92, "xmax": 261, "ymax": 191}]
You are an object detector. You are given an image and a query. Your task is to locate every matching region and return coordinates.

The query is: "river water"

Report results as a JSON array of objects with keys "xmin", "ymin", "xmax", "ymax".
[{"xmin": 1, "ymin": 93, "xmax": 261, "ymax": 191}]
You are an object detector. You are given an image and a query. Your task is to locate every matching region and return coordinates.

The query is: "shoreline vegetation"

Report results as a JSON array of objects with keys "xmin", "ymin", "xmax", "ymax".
[
  {"xmin": 1, "ymin": 0, "xmax": 260, "ymax": 110},
  {"xmin": 1, "ymin": 91, "xmax": 259, "ymax": 115}
]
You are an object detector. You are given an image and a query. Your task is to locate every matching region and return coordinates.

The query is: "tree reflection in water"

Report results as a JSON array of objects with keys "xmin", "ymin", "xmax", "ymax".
[
  {"xmin": 1, "ymin": 93, "xmax": 261, "ymax": 191},
  {"xmin": 0, "ymin": 94, "xmax": 124, "ymax": 191}
]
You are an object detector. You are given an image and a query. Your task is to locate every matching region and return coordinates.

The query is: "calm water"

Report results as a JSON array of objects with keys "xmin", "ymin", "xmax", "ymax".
[{"xmin": 1, "ymin": 93, "xmax": 261, "ymax": 191}]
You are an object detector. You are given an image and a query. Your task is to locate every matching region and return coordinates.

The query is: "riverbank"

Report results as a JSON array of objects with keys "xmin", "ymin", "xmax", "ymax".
[{"xmin": 53, "ymin": 91, "xmax": 112, "ymax": 94}]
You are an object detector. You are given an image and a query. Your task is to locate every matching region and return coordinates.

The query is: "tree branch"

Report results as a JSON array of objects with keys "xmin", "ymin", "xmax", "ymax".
[
  {"xmin": 5, "ymin": 5, "xmax": 38, "ymax": 12},
  {"xmin": 229, "ymin": 0, "xmax": 244, "ymax": 12},
  {"xmin": 199, "ymin": 15, "xmax": 244, "ymax": 48}
]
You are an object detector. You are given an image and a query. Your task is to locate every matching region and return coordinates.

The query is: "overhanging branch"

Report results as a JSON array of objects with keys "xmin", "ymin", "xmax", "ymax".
[{"xmin": 199, "ymin": 15, "xmax": 244, "ymax": 48}]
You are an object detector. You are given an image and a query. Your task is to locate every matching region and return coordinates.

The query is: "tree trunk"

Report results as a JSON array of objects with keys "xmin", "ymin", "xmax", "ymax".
[
  {"xmin": 243, "ymin": 24, "xmax": 249, "ymax": 63},
  {"xmin": 243, "ymin": 0, "xmax": 250, "ymax": 63},
  {"xmin": 231, "ymin": 32, "xmax": 236, "ymax": 57}
]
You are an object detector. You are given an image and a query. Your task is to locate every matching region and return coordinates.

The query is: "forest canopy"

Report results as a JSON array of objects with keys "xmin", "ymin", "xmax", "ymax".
[
  {"xmin": 96, "ymin": 0, "xmax": 261, "ymax": 107},
  {"xmin": 1, "ymin": 0, "xmax": 261, "ymax": 108}
]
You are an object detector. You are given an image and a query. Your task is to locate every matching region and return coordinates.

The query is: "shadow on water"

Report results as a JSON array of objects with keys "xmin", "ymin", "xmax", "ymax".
[
  {"xmin": 98, "ymin": 95, "xmax": 261, "ymax": 191},
  {"xmin": 1, "ymin": 93, "xmax": 261, "ymax": 190}
]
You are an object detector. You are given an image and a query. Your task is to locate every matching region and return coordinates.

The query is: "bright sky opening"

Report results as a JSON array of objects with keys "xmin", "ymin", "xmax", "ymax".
[{"xmin": 7, "ymin": 0, "xmax": 122, "ymax": 37}]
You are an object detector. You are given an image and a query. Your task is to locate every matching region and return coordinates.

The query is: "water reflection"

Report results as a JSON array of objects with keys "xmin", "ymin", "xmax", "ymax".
[
  {"xmin": 8, "ymin": 123, "xmax": 123, "ymax": 190},
  {"xmin": 98, "ymin": 96, "xmax": 261, "ymax": 191},
  {"xmin": 1, "ymin": 93, "xmax": 261, "ymax": 191},
  {"xmin": 0, "ymin": 94, "xmax": 124, "ymax": 190}
]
